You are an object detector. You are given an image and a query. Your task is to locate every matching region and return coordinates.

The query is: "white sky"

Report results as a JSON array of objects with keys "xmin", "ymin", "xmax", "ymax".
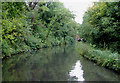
[{"xmin": 59, "ymin": 0, "xmax": 99, "ymax": 24}]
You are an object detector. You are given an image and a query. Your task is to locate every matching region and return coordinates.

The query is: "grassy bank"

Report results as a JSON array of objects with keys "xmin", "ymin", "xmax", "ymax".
[{"xmin": 75, "ymin": 42, "xmax": 120, "ymax": 73}]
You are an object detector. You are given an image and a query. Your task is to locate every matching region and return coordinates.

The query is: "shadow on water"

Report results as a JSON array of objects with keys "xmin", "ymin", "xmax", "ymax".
[
  {"xmin": 2, "ymin": 45, "xmax": 120, "ymax": 81},
  {"xmin": 79, "ymin": 56, "xmax": 120, "ymax": 81},
  {"xmin": 2, "ymin": 45, "xmax": 79, "ymax": 81}
]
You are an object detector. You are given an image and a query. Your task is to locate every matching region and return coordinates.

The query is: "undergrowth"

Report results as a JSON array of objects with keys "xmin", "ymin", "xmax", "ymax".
[{"xmin": 75, "ymin": 42, "xmax": 120, "ymax": 72}]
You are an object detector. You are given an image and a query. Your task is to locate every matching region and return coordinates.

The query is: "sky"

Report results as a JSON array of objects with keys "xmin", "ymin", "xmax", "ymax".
[{"xmin": 59, "ymin": 0, "xmax": 99, "ymax": 24}]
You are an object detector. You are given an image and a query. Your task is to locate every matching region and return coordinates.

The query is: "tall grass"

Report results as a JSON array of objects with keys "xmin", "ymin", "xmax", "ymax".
[{"xmin": 75, "ymin": 42, "xmax": 120, "ymax": 72}]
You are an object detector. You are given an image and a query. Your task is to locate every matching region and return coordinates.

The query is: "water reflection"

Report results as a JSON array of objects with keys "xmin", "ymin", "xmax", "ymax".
[
  {"xmin": 79, "ymin": 57, "xmax": 120, "ymax": 81},
  {"xmin": 2, "ymin": 45, "xmax": 79, "ymax": 81},
  {"xmin": 69, "ymin": 60, "xmax": 84, "ymax": 81},
  {"xmin": 2, "ymin": 45, "xmax": 120, "ymax": 81}
]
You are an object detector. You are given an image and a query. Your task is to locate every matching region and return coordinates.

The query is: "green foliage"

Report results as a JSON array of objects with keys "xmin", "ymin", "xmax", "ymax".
[
  {"xmin": 2, "ymin": 2, "xmax": 26, "ymax": 18},
  {"xmin": 2, "ymin": 17, "xmax": 31, "ymax": 57},
  {"xmin": 75, "ymin": 42, "xmax": 120, "ymax": 71},
  {"xmin": 80, "ymin": 2, "xmax": 120, "ymax": 53},
  {"xmin": 2, "ymin": 2, "xmax": 77, "ymax": 58},
  {"xmin": 89, "ymin": 50, "xmax": 119, "ymax": 70},
  {"xmin": 25, "ymin": 35, "xmax": 41, "ymax": 49},
  {"xmin": 2, "ymin": 39, "xmax": 11, "ymax": 57}
]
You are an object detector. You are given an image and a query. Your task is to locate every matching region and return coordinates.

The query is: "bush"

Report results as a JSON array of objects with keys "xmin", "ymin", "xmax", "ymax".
[
  {"xmin": 25, "ymin": 35, "xmax": 41, "ymax": 50},
  {"xmin": 80, "ymin": 2, "xmax": 120, "ymax": 53},
  {"xmin": 75, "ymin": 42, "xmax": 120, "ymax": 71}
]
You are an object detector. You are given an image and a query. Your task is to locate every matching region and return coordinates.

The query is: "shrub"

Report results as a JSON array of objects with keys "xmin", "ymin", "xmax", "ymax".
[{"xmin": 76, "ymin": 42, "xmax": 120, "ymax": 71}]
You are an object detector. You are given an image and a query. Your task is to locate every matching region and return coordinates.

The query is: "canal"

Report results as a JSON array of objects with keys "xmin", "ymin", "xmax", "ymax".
[{"xmin": 2, "ymin": 45, "xmax": 120, "ymax": 81}]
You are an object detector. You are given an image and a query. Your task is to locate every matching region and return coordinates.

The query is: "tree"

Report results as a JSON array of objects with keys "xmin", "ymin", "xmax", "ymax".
[{"xmin": 81, "ymin": 2, "xmax": 120, "ymax": 53}]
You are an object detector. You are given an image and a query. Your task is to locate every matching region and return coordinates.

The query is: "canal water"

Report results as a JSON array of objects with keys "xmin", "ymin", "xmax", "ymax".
[{"xmin": 2, "ymin": 45, "xmax": 120, "ymax": 81}]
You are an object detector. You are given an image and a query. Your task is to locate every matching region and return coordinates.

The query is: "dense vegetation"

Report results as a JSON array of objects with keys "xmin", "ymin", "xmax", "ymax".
[
  {"xmin": 79, "ymin": 2, "xmax": 120, "ymax": 53},
  {"xmin": 2, "ymin": 2, "xmax": 80, "ymax": 58},
  {"xmin": 75, "ymin": 42, "xmax": 120, "ymax": 72},
  {"xmin": 77, "ymin": 2, "xmax": 120, "ymax": 72},
  {"xmin": 1, "ymin": 1, "xmax": 120, "ymax": 74}
]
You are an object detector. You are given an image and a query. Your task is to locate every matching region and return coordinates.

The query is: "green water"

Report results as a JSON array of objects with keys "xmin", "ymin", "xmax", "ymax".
[{"xmin": 2, "ymin": 45, "xmax": 120, "ymax": 81}]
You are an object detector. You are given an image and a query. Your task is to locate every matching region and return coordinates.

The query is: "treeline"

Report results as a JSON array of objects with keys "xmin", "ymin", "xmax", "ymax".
[
  {"xmin": 76, "ymin": 2, "xmax": 120, "ymax": 72},
  {"xmin": 79, "ymin": 2, "xmax": 120, "ymax": 53},
  {"xmin": 2, "ymin": 2, "xmax": 80, "ymax": 58}
]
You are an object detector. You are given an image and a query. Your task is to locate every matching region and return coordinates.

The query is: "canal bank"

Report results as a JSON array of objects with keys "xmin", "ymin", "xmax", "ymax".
[{"xmin": 75, "ymin": 42, "xmax": 120, "ymax": 74}]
